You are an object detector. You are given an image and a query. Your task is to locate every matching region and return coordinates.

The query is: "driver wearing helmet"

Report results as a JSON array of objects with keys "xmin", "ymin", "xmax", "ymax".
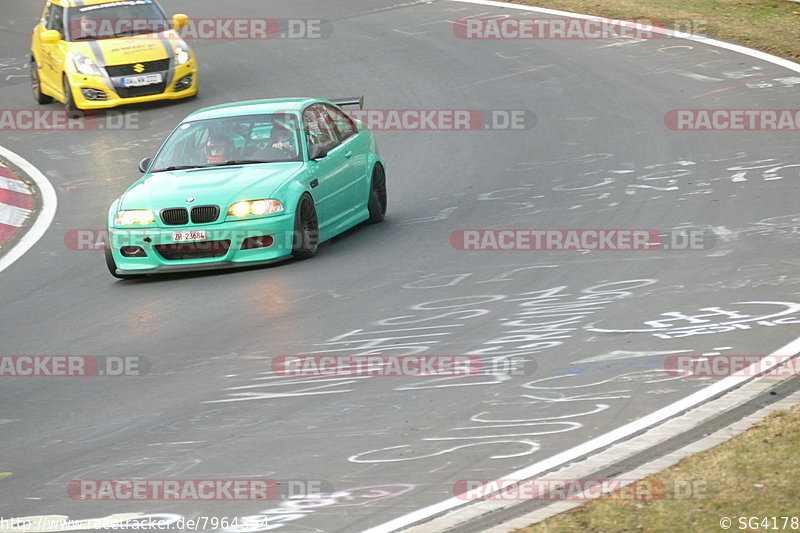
[
  {"xmin": 269, "ymin": 124, "xmax": 296, "ymax": 158},
  {"xmin": 205, "ymin": 135, "xmax": 233, "ymax": 164}
]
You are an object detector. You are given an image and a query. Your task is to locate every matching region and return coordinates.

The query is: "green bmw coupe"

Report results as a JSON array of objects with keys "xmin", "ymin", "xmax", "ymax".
[{"xmin": 105, "ymin": 97, "xmax": 387, "ymax": 278}]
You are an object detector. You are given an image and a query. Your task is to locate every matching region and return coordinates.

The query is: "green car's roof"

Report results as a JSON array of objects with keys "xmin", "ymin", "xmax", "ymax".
[{"xmin": 185, "ymin": 98, "xmax": 321, "ymax": 122}]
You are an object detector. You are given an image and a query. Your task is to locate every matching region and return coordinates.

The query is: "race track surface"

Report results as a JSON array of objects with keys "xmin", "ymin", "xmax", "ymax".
[{"xmin": 0, "ymin": 0, "xmax": 798, "ymax": 531}]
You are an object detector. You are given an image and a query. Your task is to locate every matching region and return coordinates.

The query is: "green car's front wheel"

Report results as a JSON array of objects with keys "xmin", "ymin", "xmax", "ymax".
[
  {"xmin": 105, "ymin": 247, "xmax": 145, "ymax": 280},
  {"xmin": 367, "ymin": 164, "xmax": 387, "ymax": 224},
  {"xmin": 292, "ymin": 195, "xmax": 319, "ymax": 259}
]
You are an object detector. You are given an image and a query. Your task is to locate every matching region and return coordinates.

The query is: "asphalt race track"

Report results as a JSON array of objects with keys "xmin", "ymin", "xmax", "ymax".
[{"xmin": 1, "ymin": 0, "xmax": 799, "ymax": 531}]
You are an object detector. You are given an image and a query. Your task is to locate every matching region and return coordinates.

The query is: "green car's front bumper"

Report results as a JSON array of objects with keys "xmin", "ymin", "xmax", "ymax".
[{"xmin": 108, "ymin": 213, "xmax": 296, "ymax": 276}]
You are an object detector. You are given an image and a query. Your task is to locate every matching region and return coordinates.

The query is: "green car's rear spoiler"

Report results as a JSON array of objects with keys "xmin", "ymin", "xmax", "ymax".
[{"xmin": 329, "ymin": 96, "xmax": 365, "ymax": 110}]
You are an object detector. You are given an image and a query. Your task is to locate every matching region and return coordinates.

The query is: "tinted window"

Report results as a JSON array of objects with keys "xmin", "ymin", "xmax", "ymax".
[
  {"xmin": 45, "ymin": 3, "xmax": 65, "ymax": 34},
  {"xmin": 41, "ymin": 3, "xmax": 52, "ymax": 27},
  {"xmin": 324, "ymin": 105, "xmax": 357, "ymax": 142},
  {"xmin": 66, "ymin": 0, "xmax": 169, "ymax": 41},
  {"xmin": 150, "ymin": 113, "xmax": 302, "ymax": 172},
  {"xmin": 303, "ymin": 104, "xmax": 339, "ymax": 153}
]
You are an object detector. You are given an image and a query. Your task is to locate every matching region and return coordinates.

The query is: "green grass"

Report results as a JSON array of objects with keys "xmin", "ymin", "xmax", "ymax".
[
  {"xmin": 508, "ymin": 0, "xmax": 800, "ymax": 60},
  {"xmin": 516, "ymin": 403, "xmax": 800, "ymax": 532}
]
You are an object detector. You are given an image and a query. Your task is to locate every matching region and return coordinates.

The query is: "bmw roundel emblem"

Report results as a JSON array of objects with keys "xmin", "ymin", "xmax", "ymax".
[{"xmin": 186, "ymin": 197, "xmax": 195, "ymax": 204}]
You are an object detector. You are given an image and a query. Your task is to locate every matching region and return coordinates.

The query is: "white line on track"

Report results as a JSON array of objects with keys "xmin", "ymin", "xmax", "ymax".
[
  {"xmin": 453, "ymin": 0, "xmax": 800, "ymax": 74},
  {"xmin": 368, "ymin": 337, "xmax": 800, "ymax": 532},
  {"xmin": 0, "ymin": 145, "xmax": 57, "ymax": 274},
  {"xmin": 363, "ymin": 1, "xmax": 800, "ymax": 531}
]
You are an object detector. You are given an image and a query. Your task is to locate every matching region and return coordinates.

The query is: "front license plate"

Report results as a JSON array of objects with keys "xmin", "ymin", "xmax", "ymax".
[
  {"xmin": 173, "ymin": 231, "xmax": 206, "ymax": 242},
  {"xmin": 121, "ymin": 73, "xmax": 163, "ymax": 87}
]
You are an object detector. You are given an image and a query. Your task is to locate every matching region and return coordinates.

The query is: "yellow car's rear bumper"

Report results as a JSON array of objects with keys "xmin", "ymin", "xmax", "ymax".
[{"xmin": 66, "ymin": 62, "xmax": 198, "ymax": 110}]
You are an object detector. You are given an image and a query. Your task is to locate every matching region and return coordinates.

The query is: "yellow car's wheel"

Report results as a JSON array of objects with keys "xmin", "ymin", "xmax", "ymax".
[
  {"xmin": 62, "ymin": 74, "xmax": 78, "ymax": 111},
  {"xmin": 30, "ymin": 57, "xmax": 53, "ymax": 104}
]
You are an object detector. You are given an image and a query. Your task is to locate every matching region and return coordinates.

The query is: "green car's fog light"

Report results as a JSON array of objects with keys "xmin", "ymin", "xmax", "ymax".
[
  {"xmin": 120, "ymin": 246, "xmax": 147, "ymax": 258},
  {"xmin": 241, "ymin": 235, "xmax": 274, "ymax": 250}
]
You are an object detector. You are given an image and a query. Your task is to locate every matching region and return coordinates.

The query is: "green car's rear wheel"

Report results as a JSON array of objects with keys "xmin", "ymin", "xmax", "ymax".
[
  {"xmin": 367, "ymin": 164, "xmax": 387, "ymax": 223},
  {"xmin": 105, "ymin": 247, "xmax": 145, "ymax": 280},
  {"xmin": 30, "ymin": 57, "xmax": 53, "ymax": 104},
  {"xmin": 292, "ymin": 195, "xmax": 319, "ymax": 259}
]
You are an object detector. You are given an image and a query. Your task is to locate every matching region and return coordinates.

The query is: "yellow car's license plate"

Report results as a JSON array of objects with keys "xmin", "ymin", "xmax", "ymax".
[
  {"xmin": 173, "ymin": 231, "xmax": 206, "ymax": 242},
  {"xmin": 121, "ymin": 73, "xmax": 163, "ymax": 87}
]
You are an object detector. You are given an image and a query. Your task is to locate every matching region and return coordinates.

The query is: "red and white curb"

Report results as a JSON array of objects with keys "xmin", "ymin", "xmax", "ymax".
[
  {"xmin": 0, "ymin": 165, "xmax": 34, "ymax": 247},
  {"xmin": 0, "ymin": 145, "xmax": 57, "ymax": 274}
]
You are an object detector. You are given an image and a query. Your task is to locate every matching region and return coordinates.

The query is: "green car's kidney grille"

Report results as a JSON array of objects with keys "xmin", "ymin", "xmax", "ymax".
[
  {"xmin": 160, "ymin": 208, "xmax": 189, "ymax": 226},
  {"xmin": 159, "ymin": 206, "xmax": 220, "ymax": 226},
  {"xmin": 190, "ymin": 206, "xmax": 220, "ymax": 224}
]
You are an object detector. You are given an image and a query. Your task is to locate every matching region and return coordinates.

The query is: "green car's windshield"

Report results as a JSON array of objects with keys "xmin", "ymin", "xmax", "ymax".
[
  {"xmin": 149, "ymin": 113, "xmax": 303, "ymax": 173},
  {"xmin": 67, "ymin": 0, "xmax": 170, "ymax": 41}
]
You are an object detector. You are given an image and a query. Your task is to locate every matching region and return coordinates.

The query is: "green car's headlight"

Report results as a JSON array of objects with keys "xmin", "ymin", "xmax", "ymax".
[
  {"xmin": 68, "ymin": 53, "xmax": 103, "ymax": 76},
  {"xmin": 115, "ymin": 210, "xmax": 156, "ymax": 226},
  {"xmin": 229, "ymin": 199, "xmax": 284, "ymax": 218},
  {"xmin": 174, "ymin": 42, "xmax": 191, "ymax": 65}
]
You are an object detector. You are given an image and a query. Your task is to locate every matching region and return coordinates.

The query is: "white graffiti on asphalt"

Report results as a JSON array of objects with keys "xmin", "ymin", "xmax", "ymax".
[{"xmin": 586, "ymin": 302, "xmax": 800, "ymax": 339}]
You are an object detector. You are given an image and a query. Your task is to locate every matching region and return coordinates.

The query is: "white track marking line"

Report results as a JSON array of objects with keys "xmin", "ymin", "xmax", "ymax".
[
  {"xmin": 453, "ymin": 0, "xmax": 800, "ymax": 74},
  {"xmin": 0, "ymin": 145, "xmax": 57, "ymax": 273},
  {"xmin": 362, "ymin": 2, "xmax": 800, "ymax": 531},
  {"xmin": 366, "ymin": 337, "xmax": 800, "ymax": 533}
]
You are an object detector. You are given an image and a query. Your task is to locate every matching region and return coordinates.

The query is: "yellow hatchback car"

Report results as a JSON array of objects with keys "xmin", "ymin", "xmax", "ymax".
[{"xmin": 30, "ymin": 0, "xmax": 198, "ymax": 110}]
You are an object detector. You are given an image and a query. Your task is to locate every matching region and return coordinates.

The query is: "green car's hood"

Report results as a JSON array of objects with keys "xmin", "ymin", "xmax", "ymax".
[{"xmin": 119, "ymin": 163, "xmax": 304, "ymax": 213}]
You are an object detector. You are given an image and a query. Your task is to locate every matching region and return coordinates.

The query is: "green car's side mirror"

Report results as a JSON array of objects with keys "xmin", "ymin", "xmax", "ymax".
[
  {"xmin": 308, "ymin": 144, "xmax": 328, "ymax": 161},
  {"xmin": 138, "ymin": 157, "xmax": 152, "ymax": 173}
]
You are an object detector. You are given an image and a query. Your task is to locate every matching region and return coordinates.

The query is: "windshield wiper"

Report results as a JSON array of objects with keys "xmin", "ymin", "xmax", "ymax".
[
  {"xmin": 152, "ymin": 160, "xmax": 283, "ymax": 173},
  {"xmin": 151, "ymin": 165, "xmax": 203, "ymax": 172},
  {"xmin": 212, "ymin": 160, "xmax": 278, "ymax": 166},
  {"xmin": 113, "ymin": 29, "xmax": 152, "ymax": 38}
]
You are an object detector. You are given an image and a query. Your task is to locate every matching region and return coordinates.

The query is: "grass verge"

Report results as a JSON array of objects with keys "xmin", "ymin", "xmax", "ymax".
[
  {"xmin": 516, "ymin": 403, "xmax": 800, "ymax": 532},
  {"xmin": 507, "ymin": 0, "xmax": 800, "ymax": 60}
]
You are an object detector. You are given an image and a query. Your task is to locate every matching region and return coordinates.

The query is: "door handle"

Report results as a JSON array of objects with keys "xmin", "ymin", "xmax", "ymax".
[{"xmin": 344, "ymin": 151, "xmax": 353, "ymax": 159}]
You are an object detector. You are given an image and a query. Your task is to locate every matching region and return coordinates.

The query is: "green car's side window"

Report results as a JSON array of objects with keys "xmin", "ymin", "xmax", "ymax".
[
  {"xmin": 323, "ymin": 105, "xmax": 357, "ymax": 143},
  {"xmin": 303, "ymin": 105, "xmax": 339, "ymax": 154}
]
